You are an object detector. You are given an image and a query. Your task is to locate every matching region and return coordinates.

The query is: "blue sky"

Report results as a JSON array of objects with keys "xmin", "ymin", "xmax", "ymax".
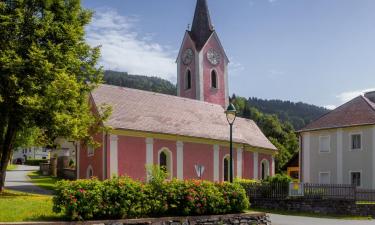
[{"xmin": 82, "ymin": 0, "xmax": 375, "ymax": 109}]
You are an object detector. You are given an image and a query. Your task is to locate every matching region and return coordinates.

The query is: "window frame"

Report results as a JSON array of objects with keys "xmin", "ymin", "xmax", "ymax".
[
  {"xmin": 210, "ymin": 69, "xmax": 218, "ymax": 89},
  {"xmin": 158, "ymin": 148, "xmax": 173, "ymax": 179},
  {"xmin": 185, "ymin": 69, "xmax": 192, "ymax": 90},
  {"xmin": 319, "ymin": 135, "xmax": 331, "ymax": 153},
  {"xmin": 87, "ymin": 145, "xmax": 94, "ymax": 157},
  {"xmin": 350, "ymin": 132, "xmax": 362, "ymax": 151},
  {"xmin": 319, "ymin": 171, "xmax": 331, "ymax": 184},
  {"xmin": 349, "ymin": 170, "xmax": 362, "ymax": 188},
  {"xmin": 260, "ymin": 159, "xmax": 270, "ymax": 180}
]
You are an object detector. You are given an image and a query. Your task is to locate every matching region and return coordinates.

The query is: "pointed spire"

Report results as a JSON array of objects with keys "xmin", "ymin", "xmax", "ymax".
[{"xmin": 190, "ymin": 0, "xmax": 214, "ymax": 50}]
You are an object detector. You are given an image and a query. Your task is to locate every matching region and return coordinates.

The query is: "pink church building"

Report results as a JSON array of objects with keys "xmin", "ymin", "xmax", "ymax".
[{"xmin": 77, "ymin": 0, "xmax": 277, "ymax": 182}]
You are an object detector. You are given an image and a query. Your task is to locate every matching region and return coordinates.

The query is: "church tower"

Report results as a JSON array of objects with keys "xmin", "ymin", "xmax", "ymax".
[{"xmin": 177, "ymin": 0, "xmax": 229, "ymax": 108}]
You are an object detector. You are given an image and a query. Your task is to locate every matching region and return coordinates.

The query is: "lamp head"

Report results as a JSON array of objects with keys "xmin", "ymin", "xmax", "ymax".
[{"xmin": 225, "ymin": 103, "xmax": 237, "ymax": 125}]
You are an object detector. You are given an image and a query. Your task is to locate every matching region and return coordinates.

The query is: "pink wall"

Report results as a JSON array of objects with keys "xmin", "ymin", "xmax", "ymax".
[
  {"xmin": 79, "ymin": 133, "xmax": 104, "ymax": 180},
  {"xmin": 183, "ymin": 142, "xmax": 213, "ymax": 180},
  {"xmin": 243, "ymin": 151, "xmax": 254, "ymax": 179},
  {"xmin": 179, "ymin": 35, "xmax": 197, "ymax": 100},
  {"xmin": 202, "ymin": 36, "xmax": 227, "ymax": 107},
  {"xmin": 117, "ymin": 136, "xmax": 147, "ymax": 181}
]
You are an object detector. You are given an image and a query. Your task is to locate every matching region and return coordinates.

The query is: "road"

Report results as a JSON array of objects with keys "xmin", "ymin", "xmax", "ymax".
[
  {"xmin": 270, "ymin": 214, "xmax": 375, "ymax": 225},
  {"xmin": 5, "ymin": 164, "xmax": 53, "ymax": 195}
]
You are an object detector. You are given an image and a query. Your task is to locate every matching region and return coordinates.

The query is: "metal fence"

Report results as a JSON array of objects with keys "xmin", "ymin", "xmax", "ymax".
[{"xmin": 243, "ymin": 183, "xmax": 375, "ymax": 202}]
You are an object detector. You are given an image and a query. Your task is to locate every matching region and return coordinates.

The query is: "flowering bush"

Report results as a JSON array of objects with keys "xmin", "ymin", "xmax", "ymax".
[{"xmin": 53, "ymin": 176, "xmax": 250, "ymax": 220}]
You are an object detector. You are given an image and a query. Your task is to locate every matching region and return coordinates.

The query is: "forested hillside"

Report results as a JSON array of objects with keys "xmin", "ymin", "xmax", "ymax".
[
  {"xmin": 103, "ymin": 70, "xmax": 329, "ymax": 173},
  {"xmin": 104, "ymin": 70, "xmax": 177, "ymax": 96},
  {"xmin": 247, "ymin": 97, "xmax": 329, "ymax": 130}
]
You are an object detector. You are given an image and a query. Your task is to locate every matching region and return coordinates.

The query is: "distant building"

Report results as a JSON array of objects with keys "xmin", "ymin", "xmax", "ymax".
[
  {"xmin": 298, "ymin": 91, "xmax": 375, "ymax": 188},
  {"xmin": 12, "ymin": 147, "xmax": 50, "ymax": 163},
  {"xmin": 282, "ymin": 153, "xmax": 299, "ymax": 180},
  {"xmin": 75, "ymin": 0, "xmax": 277, "ymax": 181}
]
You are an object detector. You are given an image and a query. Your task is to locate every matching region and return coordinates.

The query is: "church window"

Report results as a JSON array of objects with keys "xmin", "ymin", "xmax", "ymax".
[
  {"xmin": 185, "ymin": 70, "xmax": 192, "ymax": 90},
  {"xmin": 211, "ymin": 70, "xmax": 218, "ymax": 89},
  {"xmin": 261, "ymin": 159, "xmax": 270, "ymax": 180},
  {"xmin": 87, "ymin": 165, "xmax": 94, "ymax": 179},
  {"xmin": 159, "ymin": 148, "xmax": 172, "ymax": 178}
]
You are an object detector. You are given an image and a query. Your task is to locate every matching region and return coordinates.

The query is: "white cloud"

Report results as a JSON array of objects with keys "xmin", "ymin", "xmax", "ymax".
[
  {"xmin": 324, "ymin": 105, "xmax": 336, "ymax": 110},
  {"xmin": 86, "ymin": 9, "xmax": 176, "ymax": 81},
  {"xmin": 336, "ymin": 88, "xmax": 375, "ymax": 103},
  {"xmin": 229, "ymin": 60, "xmax": 245, "ymax": 75}
]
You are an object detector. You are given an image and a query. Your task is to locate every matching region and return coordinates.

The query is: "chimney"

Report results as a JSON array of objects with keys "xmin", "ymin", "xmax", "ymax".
[{"xmin": 364, "ymin": 91, "xmax": 375, "ymax": 103}]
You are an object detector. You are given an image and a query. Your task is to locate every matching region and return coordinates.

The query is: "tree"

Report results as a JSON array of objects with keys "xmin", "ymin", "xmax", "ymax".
[
  {"xmin": 0, "ymin": 0, "xmax": 107, "ymax": 191},
  {"xmin": 232, "ymin": 96, "xmax": 299, "ymax": 173}
]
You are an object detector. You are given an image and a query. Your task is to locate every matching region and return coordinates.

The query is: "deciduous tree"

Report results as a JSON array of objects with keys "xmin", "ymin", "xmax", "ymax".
[{"xmin": 0, "ymin": 0, "xmax": 107, "ymax": 191}]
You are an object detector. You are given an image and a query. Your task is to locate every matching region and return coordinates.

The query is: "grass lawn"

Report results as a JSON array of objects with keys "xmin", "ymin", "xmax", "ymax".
[
  {"xmin": 0, "ymin": 190, "xmax": 64, "ymax": 222},
  {"xmin": 6, "ymin": 164, "xmax": 18, "ymax": 171},
  {"xmin": 249, "ymin": 208, "xmax": 373, "ymax": 220},
  {"xmin": 28, "ymin": 171, "xmax": 60, "ymax": 191}
]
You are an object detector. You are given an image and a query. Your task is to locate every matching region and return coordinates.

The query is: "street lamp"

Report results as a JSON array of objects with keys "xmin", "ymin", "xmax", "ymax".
[{"xmin": 225, "ymin": 103, "xmax": 237, "ymax": 183}]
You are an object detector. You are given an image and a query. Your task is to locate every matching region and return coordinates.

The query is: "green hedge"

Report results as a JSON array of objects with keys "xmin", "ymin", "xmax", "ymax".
[
  {"xmin": 25, "ymin": 159, "xmax": 48, "ymax": 166},
  {"xmin": 53, "ymin": 177, "xmax": 250, "ymax": 220}
]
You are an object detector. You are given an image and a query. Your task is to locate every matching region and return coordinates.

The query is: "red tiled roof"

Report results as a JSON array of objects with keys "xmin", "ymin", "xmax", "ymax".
[
  {"xmin": 91, "ymin": 84, "xmax": 277, "ymax": 151},
  {"xmin": 299, "ymin": 95, "xmax": 375, "ymax": 132}
]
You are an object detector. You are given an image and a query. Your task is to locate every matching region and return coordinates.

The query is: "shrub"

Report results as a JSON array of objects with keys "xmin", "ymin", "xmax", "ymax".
[
  {"xmin": 262, "ymin": 174, "xmax": 292, "ymax": 186},
  {"xmin": 25, "ymin": 159, "xmax": 48, "ymax": 166},
  {"xmin": 53, "ymin": 177, "xmax": 250, "ymax": 220},
  {"xmin": 53, "ymin": 178, "xmax": 103, "ymax": 220}
]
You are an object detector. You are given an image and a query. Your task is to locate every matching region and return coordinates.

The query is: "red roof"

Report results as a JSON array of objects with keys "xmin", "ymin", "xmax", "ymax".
[
  {"xmin": 299, "ymin": 95, "xmax": 375, "ymax": 132},
  {"xmin": 91, "ymin": 84, "xmax": 277, "ymax": 151}
]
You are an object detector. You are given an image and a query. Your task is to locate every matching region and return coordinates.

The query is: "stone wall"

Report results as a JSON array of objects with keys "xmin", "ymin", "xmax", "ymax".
[
  {"xmin": 0, "ymin": 213, "xmax": 271, "ymax": 225},
  {"xmin": 252, "ymin": 199, "xmax": 375, "ymax": 217}
]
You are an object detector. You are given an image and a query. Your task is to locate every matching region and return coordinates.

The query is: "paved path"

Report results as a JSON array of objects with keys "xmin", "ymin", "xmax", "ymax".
[
  {"xmin": 270, "ymin": 214, "xmax": 375, "ymax": 225},
  {"xmin": 5, "ymin": 165, "xmax": 53, "ymax": 195}
]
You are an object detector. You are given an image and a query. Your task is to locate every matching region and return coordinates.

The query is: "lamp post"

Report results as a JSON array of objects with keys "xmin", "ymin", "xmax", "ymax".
[{"xmin": 225, "ymin": 103, "xmax": 237, "ymax": 183}]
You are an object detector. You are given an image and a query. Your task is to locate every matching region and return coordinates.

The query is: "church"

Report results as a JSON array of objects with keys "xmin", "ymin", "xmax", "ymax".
[{"xmin": 77, "ymin": 0, "xmax": 277, "ymax": 181}]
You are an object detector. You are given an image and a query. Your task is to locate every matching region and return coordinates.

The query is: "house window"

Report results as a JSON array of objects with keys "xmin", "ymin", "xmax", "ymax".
[
  {"xmin": 158, "ymin": 148, "xmax": 172, "ymax": 178},
  {"xmin": 185, "ymin": 69, "xmax": 192, "ymax": 90},
  {"xmin": 211, "ymin": 70, "xmax": 217, "ymax": 88},
  {"xmin": 351, "ymin": 134, "xmax": 361, "ymax": 150},
  {"xmin": 261, "ymin": 159, "xmax": 270, "ymax": 180},
  {"xmin": 87, "ymin": 145, "xmax": 94, "ymax": 157},
  {"xmin": 319, "ymin": 136, "xmax": 330, "ymax": 153},
  {"xmin": 350, "ymin": 172, "xmax": 361, "ymax": 187},
  {"xmin": 319, "ymin": 172, "xmax": 330, "ymax": 184},
  {"xmin": 223, "ymin": 155, "xmax": 230, "ymax": 181}
]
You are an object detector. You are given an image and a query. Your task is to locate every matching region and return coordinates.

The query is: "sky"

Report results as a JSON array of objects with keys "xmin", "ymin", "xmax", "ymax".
[{"xmin": 82, "ymin": 0, "xmax": 375, "ymax": 109}]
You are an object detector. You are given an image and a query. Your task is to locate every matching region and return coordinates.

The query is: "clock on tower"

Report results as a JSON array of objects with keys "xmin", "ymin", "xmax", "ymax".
[{"xmin": 176, "ymin": 0, "xmax": 229, "ymax": 108}]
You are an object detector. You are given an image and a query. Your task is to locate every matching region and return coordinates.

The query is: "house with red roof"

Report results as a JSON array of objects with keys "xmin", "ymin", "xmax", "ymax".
[
  {"xmin": 298, "ymin": 91, "xmax": 375, "ymax": 188},
  {"xmin": 77, "ymin": 0, "xmax": 277, "ymax": 182}
]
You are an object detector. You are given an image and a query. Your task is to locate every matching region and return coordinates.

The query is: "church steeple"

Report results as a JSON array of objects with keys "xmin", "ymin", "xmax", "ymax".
[
  {"xmin": 177, "ymin": 0, "xmax": 229, "ymax": 108},
  {"xmin": 190, "ymin": 0, "xmax": 214, "ymax": 50}
]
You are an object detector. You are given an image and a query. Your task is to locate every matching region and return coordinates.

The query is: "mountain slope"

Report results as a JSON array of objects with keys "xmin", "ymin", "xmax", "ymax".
[
  {"xmin": 104, "ymin": 70, "xmax": 177, "ymax": 96},
  {"xmin": 246, "ymin": 97, "xmax": 329, "ymax": 130}
]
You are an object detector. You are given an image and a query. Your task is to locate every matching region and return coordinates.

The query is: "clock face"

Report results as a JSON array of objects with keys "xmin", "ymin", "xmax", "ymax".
[
  {"xmin": 182, "ymin": 48, "xmax": 194, "ymax": 65},
  {"xmin": 207, "ymin": 48, "xmax": 221, "ymax": 66}
]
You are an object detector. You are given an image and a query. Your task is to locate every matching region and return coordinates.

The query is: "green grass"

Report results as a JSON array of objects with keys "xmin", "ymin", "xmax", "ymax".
[
  {"xmin": 249, "ymin": 208, "xmax": 373, "ymax": 220},
  {"xmin": 6, "ymin": 164, "xmax": 18, "ymax": 171},
  {"xmin": 27, "ymin": 171, "xmax": 60, "ymax": 191},
  {"xmin": 0, "ymin": 190, "xmax": 64, "ymax": 222}
]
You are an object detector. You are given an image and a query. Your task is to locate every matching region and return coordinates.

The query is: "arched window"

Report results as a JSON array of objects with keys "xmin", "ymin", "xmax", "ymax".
[
  {"xmin": 261, "ymin": 159, "xmax": 270, "ymax": 180},
  {"xmin": 223, "ymin": 155, "xmax": 230, "ymax": 182},
  {"xmin": 158, "ymin": 148, "xmax": 172, "ymax": 178},
  {"xmin": 86, "ymin": 165, "xmax": 94, "ymax": 179},
  {"xmin": 185, "ymin": 69, "xmax": 192, "ymax": 90},
  {"xmin": 211, "ymin": 70, "xmax": 217, "ymax": 89}
]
